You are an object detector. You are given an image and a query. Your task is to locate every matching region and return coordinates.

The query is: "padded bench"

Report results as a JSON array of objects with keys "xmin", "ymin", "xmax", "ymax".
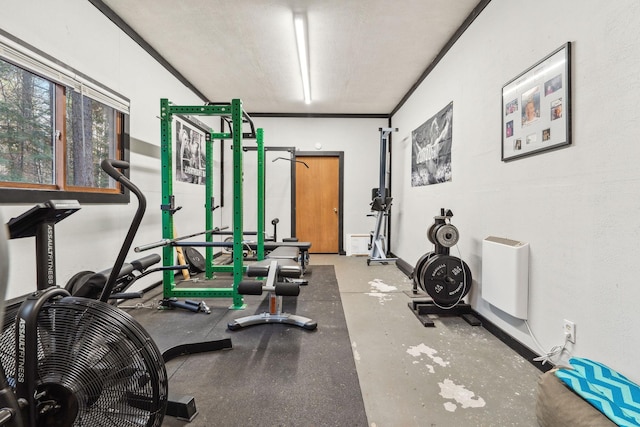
[
  {"xmin": 227, "ymin": 259, "xmax": 317, "ymax": 331},
  {"xmin": 172, "ymin": 240, "xmax": 311, "ymax": 273},
  {"xmin": 264, "ymin": 242, "xmax": 310, "ymax": 273},
  {"xmin": 266, "ymin": 245, "xmax": 299, "ymax": 260},
  {"xmin": 265, "ymin": 246, "xmax": 307, "ymax": 284}
]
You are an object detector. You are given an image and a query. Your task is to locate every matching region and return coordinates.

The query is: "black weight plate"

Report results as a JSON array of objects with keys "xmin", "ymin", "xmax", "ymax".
[
  {"xmin": 427, "ymin": 223, "xmax": 438, "ymax": 245},
  {"xmin": 420, "ymin": 254, "xmax": 472, "ymax": 307},
  {"xmin": 413, "ymin": 252, "xmax": 435, "ymax": 291},
  {"xmin": 183, "ymin": 247, "xmax": 205, "ymax": 273}
]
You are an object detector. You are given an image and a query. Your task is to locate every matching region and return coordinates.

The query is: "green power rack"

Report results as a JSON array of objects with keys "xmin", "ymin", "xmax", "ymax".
[{"xmin": 159, "ymin": 98, "xmax": 265, "ymax": 309}]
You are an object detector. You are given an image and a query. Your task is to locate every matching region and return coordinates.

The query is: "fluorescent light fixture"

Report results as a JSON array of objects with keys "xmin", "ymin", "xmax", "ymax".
[{"xmin": 294, "ymin": 14, "xmax": 311, "ymax": 104}]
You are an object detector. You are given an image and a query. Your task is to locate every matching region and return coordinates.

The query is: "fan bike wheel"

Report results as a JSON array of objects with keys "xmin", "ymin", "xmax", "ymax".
[
  {"xmin": 0, "ymin": 296, "xmax": 168, "ymax": 426},
  {"xmin": 418, "ymin": 254, "xmax": 472, "ymax": 307}
]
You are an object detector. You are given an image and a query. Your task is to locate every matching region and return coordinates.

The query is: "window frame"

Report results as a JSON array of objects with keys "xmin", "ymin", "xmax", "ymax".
[{"xmin": 0, "ymin": 30, "xmax": 130, "ymax": 204}]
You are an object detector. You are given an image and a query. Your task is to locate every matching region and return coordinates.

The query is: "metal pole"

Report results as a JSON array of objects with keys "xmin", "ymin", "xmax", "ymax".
[
  {"xmin": 231, "ymin": 99, "xmax": 245, "ymax": 309},
  {"xmin": 205, "ymin": 132, "xmax": 214, "ymax": 279},
  {"xmin": 378, "ymin": 129, "xmax": 387, "ymax": 198},
  {"xmin": 160, "ymin": 98, "xmax": 175, "ymax": 295},
  {"xmin": 257, "ymin": 128, "xmax": 265, "ymax": 261}
]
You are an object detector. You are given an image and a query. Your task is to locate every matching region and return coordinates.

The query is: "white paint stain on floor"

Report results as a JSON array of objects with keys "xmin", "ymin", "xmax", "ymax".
[
  {"xmin": 352, "ymin": 341, "xmax": 361, "ymax": 361},
  {"xmin": 366, "ymin": 279, "xmax": 397, "ymax": 304},
  {"xmin": 438, "ymin": 378, "xmax": 486, "ymax": 411},
  {"xmin": 443, "ymin": 401, "xmax": 457, "ymax": 412},
  {"xmin": 406, "ymin": 343, "xmax": 449, "ymax": 368},
  {"xmin": 364, "ymin": 291, "xmax": 394, "ymax": 304},
  {"xmin": 368, "ymin": 279, "xmax": 397, "ymax": 292}
]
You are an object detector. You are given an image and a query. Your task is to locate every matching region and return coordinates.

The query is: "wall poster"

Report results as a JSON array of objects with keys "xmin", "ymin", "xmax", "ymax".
[
  {"xmin": 411, "ymin": 102, "xmax": 453, "ymax": 187},
  {"xmin": 502, "ymin": 42, "xmax": 571, "ymax": 161},
  {"xmin": 174, "ymin": 117, "xmax": 206, "ymax": 184}
]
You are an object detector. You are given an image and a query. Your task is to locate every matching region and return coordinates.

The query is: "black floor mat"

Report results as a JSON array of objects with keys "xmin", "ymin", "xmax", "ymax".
[{"xmin": 128, "ymin": 265, "xmax": 368, "ymax": 427}]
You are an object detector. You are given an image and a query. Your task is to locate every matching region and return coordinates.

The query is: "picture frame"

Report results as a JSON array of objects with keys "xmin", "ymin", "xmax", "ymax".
[
  {"xmin": 174, "ymin": 117, "xmax": 206, "ymax": 185},
  {"xmin": 502, "ymin": 42, "xmax": 571, "ymax": 161}
]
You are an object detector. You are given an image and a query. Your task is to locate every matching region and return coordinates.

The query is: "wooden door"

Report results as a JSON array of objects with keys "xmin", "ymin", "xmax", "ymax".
[{"xmin": 296, "ymin": 156, "xmax": 340, "ymax": 253}]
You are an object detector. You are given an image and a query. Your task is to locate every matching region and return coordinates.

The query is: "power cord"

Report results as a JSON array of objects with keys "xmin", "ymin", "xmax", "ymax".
[
  {"xmin": 526, "ymin": 319, "xmax": 571, "ymax": 365},
  {"xmin": 520, "ymin": 255, "xmax": 573, "ymax": 365}
]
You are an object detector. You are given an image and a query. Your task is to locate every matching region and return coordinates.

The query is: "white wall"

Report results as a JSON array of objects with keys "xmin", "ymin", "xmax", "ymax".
[
  {"xmin": 0, "ymin": 0, "xmax": 220, "ymax": 299},
  {"xmin": 247, "ymin": 117, "xmax": 388, "ymax": 247},
  {"xmin": 391, "ymin": 0, "xmax": 640, "ymax": 382}
]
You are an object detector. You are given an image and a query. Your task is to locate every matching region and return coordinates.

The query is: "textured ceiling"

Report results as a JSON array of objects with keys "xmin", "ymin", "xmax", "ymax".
[{"xmin": 96, "ymin": 0, "xmax": 482, "ymax": 115}]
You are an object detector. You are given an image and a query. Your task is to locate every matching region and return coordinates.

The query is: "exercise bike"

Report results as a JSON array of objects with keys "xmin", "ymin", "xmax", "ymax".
[
  {"xmin": 0, "ymin": 159, "xmax": 168, "ymax": 426},
  {"xmin": 0, "ymin": 208, "xmax": 19, "ymax": 425}
]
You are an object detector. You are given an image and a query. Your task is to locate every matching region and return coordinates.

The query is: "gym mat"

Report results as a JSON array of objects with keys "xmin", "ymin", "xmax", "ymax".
[{"xmin": 127, "ymin": 265, "xmax": 368, "ymax": 427}]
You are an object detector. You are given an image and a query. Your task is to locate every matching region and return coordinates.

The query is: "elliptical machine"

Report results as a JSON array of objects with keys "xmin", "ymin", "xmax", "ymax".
[{"xmin": 408, "ymin": 209, "xmax": 480, "ymax": 327}]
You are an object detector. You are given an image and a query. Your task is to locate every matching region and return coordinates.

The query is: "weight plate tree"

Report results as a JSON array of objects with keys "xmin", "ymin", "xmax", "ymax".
[{"xmin": 413, "ymin": 208, "xmax": 472, "ymax": 308}]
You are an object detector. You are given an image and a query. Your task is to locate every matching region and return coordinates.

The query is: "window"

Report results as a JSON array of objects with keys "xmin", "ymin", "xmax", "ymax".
[
  {"xmin": 65, "ymin": 90, "xmax": 120, "ymax": 190},
  {"xmin": 0, "ymin": 31, "xmax": 129, "ymax": 203}
]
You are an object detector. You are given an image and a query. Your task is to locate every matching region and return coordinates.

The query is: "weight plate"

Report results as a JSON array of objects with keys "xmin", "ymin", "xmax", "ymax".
[
  {"xmin": 420, "ymin": 254, "xmax": 472, "ymax": 307},
  {"xmin": 413, "ymin": 252, "xmax": 436, "ymax": 291},
  {"xmin": 427, "ymin": 223, "xmax": 438, "ymax": 245},
  {"xmin": 435, "ymin": 224, "xmax": 459, "ymax": 247},
  {"xmin": 183, "ymin": 247, "xmax": 205, "ymax": 273}
]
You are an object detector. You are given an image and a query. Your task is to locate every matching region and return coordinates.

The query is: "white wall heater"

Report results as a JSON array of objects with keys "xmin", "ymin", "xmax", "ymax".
[
  {"xmin": 346, "ymin": 234, "xmax": 370, "ymax": 256},
  {"xmin": 481, "ymin": 236, "xmax": 530, "ymax": 320}
]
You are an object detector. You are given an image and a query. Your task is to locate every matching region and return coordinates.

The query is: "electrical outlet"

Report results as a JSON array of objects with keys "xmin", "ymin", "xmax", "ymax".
[{"xmin": 563, "ymin": 319, "xmax": 576, "ymax": 343}]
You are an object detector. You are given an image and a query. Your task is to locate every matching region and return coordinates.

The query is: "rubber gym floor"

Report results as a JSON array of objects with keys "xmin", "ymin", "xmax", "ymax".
[{"xmin": 128, "ymin": 254, "xmax": 542, "ymax": 427}]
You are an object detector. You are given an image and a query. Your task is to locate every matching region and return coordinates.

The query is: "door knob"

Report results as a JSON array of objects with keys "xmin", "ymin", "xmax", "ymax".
[{"xmin": 333, "ymin": 208, "xmax": 337, "ymax": 213}]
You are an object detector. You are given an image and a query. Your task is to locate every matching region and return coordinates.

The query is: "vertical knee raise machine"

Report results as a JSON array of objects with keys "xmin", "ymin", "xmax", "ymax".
[{"xmin": 368, "ymin": 127, "xmax": 398, "ymax": 265}]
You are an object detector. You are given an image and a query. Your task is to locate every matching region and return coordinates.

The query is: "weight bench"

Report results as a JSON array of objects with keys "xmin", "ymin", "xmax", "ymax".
[
  {"xmin": 264, "ymin": 241, "xmax": 311, "ymax": 273},
  {"xmin": 266, "ymin": 246, "xmax": 308, "ymax": 285},
  {"xmin": 227, "ymin": 259, "xmax": 317, "ymax": 331},
  {"xmin": 65, "ymin": 254, "xmax": 211, "ymax": 313},
  {"xmin": 66, "ymin": 254, "xmax": 161, "ymax": 300},
  {"xmin": 171, "ymin": 240, "xmax": 312, "ymax": 273}
]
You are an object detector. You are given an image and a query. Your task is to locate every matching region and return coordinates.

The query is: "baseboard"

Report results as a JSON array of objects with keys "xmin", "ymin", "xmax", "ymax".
[
  {"xmin": 390, "ymin": 252, "xmax": 413, "ymax": 278},
  {"xmin": 469, "ymin": 310, "xmax": 553, "ymax": 373},
  {"xmin": 393, "ymin": 255, "xmax": 552, "ymax": 373}
]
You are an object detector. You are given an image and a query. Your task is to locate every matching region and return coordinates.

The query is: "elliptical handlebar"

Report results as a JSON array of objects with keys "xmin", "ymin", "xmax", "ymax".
[{"xmin": 98, "ymin": 159, "xmax": 147, "ymax": 303}]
